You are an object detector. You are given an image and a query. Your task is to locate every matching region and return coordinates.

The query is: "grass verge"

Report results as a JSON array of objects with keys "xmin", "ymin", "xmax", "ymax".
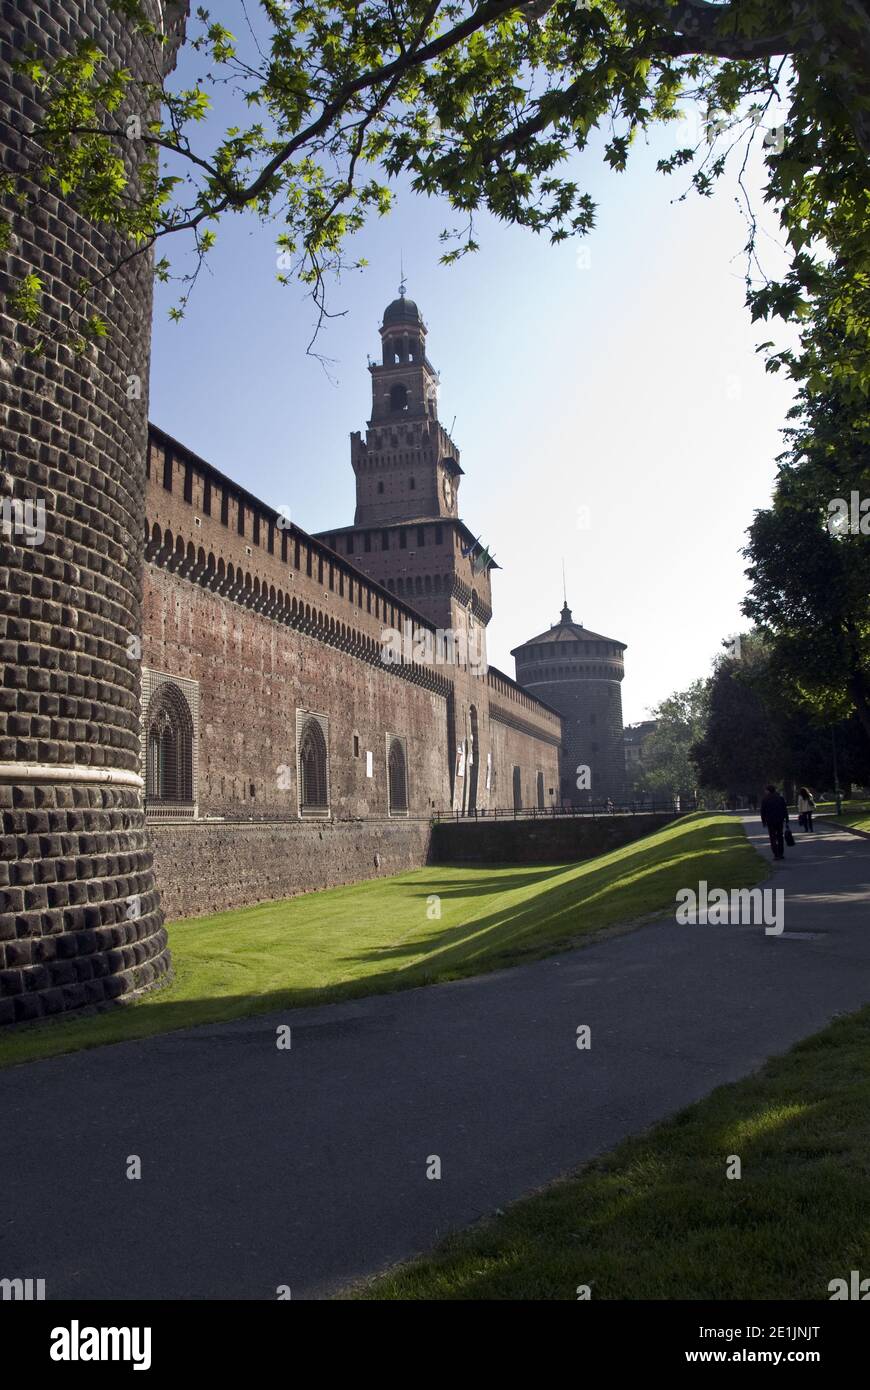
[
  {"xmin": 818, "ymin": 800, "xmax": 870, "ymax": 834},
  {"xmin": 349, "ymin": 1005, "xmax": 870, "ymax": 1300},
  {"xmin": 1, "ymin": 812, "xmax": 763, "ymax": 1069}
]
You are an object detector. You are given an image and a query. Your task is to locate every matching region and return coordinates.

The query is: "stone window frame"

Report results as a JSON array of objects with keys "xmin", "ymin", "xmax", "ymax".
[
  {"xmin": 141, "ymin": 668, "xmax": 200, "ymax": 819},
  {"xmin": 296, "ymin": 709, "xmax": 331, "ymax": 819},
  {"xmin": 386, "ymin": 733, "xmax": 409, "ymax": 817}
]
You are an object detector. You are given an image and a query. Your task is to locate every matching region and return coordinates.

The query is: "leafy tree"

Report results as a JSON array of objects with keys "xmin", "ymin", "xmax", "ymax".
[
  {"xmin": 691, "ymin": 630, "xmax": 870, "ymax": 795},
  {"xmin": 636, "ymin": 677, "xmax": 709, "ymax": 798},
  {"xmin": 691, "ymin": 632, "xmax": 788, "ymax": 793},
  {"xmin": 4, "ymin": 0, "xmax": 868, "ymax": 379},
  {"xmin": 742, "ymin": 373, "xmax": 870, "ymax": 742}
]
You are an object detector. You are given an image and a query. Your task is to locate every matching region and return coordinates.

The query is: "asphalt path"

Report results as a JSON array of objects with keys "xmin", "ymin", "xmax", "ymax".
[{"xmin": 1, "ymin": 816, "xmax": 868, "ymax": 1299}]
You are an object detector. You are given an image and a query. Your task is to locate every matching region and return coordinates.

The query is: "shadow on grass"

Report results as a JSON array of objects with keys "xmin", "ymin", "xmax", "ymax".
[{"xmin": 0, "ymin": 816, "xmax": 762, "ymax": 1070}]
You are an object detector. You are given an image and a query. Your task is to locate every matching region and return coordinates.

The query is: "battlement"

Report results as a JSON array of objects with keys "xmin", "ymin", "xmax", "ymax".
[{"xmin": 145, "ymin": 424, "xmax": 452, "ymax": 697}]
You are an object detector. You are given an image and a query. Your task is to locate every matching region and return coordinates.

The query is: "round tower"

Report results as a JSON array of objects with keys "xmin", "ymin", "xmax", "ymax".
[
  {"xmin": 512, "ymin": 601, "xmax": 626, "ymax": 805},
  {"xmin": 0, "ymin": 1, "xmax": 186, "ymax": 1023}
]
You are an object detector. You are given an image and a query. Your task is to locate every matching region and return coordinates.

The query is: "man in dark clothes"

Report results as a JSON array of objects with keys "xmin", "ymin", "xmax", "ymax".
[{"xmin": 760, "ymin": 784, "xmax": 789, "ymax": 859}]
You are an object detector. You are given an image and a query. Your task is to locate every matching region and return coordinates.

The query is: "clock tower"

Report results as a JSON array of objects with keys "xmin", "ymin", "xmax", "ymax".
[
  {"xmin": 315, "ymin": 287, "xmax": 509, "ymax": 814},
  {"xmin": 315, "ymin": 286, "xmax": 496, "ymax": 644},
  {"xmin": 351, "ymin": 285, "xmax": 463, "ymax": 526}
]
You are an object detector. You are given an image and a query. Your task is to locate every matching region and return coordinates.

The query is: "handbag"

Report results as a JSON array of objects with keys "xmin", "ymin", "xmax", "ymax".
[{"xmin": 784, "ymin": 826, "xmax": 795, "ymax": 847}]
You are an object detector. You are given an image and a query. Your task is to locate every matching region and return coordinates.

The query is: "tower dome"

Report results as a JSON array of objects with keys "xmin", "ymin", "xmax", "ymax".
[{"xmin": 382, "ymin": 293, "xmax": 423, "ymax": 328}]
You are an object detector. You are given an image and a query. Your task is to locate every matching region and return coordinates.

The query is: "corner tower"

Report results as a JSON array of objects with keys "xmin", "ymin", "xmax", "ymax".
[
  {"xmin": 0, "ymin": 0, "xmax": 186, "ymax": 1024},
  {"xmin": 512, "ymin": 601, "xmax": 626, "ymax": 805}
]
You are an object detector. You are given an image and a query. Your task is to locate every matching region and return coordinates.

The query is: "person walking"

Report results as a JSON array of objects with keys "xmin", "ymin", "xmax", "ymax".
[
  {"xmin": 797, "ymin": 786, "xmax": 815, "ymax": 832},
  {"xmin": 760, "ymin": 784, "xmax": 790, "ymax": 860}
]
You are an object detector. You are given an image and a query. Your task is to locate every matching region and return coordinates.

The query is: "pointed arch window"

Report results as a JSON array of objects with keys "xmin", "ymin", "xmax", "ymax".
[
  {"xmin": 297, "ymin": 713, "xmax": 329, "ymax": 816},
  {"xmin": 144, "ymin": 681, "xmax": 194, "ymax": 805},
  {"xmin": 388, "ymin": 736, "xmax": 408, "ymax": 816}
]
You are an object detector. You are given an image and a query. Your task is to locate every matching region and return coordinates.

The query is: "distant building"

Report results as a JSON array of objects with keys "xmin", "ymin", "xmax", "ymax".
[
  {"xmin": 512, "ymin": 602, "xmax": 627, "ymax": 804},
  {"xmin": 624, "ymin": 720, "xmax": 658, "ymax": 790}
]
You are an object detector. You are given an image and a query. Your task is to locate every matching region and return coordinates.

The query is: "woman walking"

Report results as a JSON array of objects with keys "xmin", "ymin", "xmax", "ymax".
[{"xmin": 797, "ymin": 786, "xmax": 815, "ymax": 832}]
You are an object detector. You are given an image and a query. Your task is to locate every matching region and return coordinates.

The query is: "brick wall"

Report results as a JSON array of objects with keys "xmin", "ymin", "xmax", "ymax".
[
  {"xmin": 0, "ymin": 0, "xmax": 184, "ymax": 1024},
  {"xmin": 142, "ymin": 562, "xmax": 452, "ymax": 819},
  {"xmin": 431, "ymin": 813, "xmax": 679, "ymax": 865},
  {"xmin": 149, "ymin": 816, "xmax": 433, "ymax": 920},
  {"xmin": 142, "ymin": 425, "xmax": 562, "ymax": 822}
]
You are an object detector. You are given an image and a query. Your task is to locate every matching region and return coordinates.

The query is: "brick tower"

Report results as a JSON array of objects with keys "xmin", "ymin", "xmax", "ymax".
[
  {"xmin": 512, "ymin": 601, "xmax": 627, "ymax": 805},
  {"xmin": 0, "ymin": 0, "xmax": 186, "ymax": 1023},
  {"xmin": 317, "ymin": 288, "xmax": 499, "ymax": 811}
]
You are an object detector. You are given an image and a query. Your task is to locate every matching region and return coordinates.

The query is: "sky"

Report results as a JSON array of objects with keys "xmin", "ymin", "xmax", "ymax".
[{"xmin": 150, "ymin": 8, "xmax": 797, "ymax": 727}]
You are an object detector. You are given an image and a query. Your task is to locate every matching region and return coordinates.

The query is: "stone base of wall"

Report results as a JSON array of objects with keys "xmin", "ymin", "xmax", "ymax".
[
  {"xmin": 431, "ymin": 813, "xmax": 680, "ymax": 865},
  {"xmin": 148, "ymin": 817, "xmax": 433, "ymax": 921},
  {"xmin": 0, "ymin": 779, "xmax": 168, "ymax": 1026}
]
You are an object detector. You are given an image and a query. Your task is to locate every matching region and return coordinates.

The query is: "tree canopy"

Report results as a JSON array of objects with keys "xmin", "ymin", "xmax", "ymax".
[
  {"xmin": 691, "ymin": 630, "xmax": 870, "ymax": 794},
  {"xmin": 634, "ymin": 678, "xmax": 709, "ymax": 798},
  {"xmin": 4, "ymin": 0, "xmax": 868, "ymax": 380},
  {"xmin": 742, "ymin": 351, "xmax": 870, "ymax": 739}
]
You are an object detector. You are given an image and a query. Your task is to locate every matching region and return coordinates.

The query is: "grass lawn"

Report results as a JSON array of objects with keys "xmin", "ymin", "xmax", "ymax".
[
  {"xmin": 0, "ymin": 812, "xmax": 764, "ymax": 1070},
  {"xmin": 349, "ymin": 1005, "xmax": 870, "ymax": 1301},
  {"xmin": 817, "ymin": 800, "xmax": 870, "ymax": 834}
]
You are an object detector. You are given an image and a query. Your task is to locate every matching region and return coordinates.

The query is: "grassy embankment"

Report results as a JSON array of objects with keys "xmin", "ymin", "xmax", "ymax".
[
  {"xmin": 1, "ymin": 812, "xmax": 763, "ymax": 1069},
  {"xmin": 817, "ymin": 799, "xmax": 870, "ymax": 834}
]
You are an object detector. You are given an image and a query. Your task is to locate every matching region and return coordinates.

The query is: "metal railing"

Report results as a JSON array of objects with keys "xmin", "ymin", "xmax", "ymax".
[
  {"xmin": 144, "ymin": 799, "xmax": 198, "ymax": 820},
  {"xmin": 432, "ymin": 799, "xmax": 692, "ymax": 824}
]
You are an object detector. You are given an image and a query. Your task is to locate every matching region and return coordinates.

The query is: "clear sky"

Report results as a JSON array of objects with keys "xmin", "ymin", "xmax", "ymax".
[{"xmin": 150, "ymin": 12, "xmax": 797, "ymax": 726}]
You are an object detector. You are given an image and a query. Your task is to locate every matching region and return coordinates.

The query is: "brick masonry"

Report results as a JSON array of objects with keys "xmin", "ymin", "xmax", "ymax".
[
  {"xmin": 513, "ymin": 603, "xmax": 627, "ymax": 804},
  {"xmin": 142, "ymin": 422, "xmax": 562, "ymax": 825},
  {"xmin": 431, "ymin": 813, "xmax": 679, "ymax": 865},
  {"xmin": 0, "ymin": 0, "xmax": 186, "ymax": 1023},
  {"xmin": 149, "ymin": 817, "xmax": 433, "ymax": 921}
]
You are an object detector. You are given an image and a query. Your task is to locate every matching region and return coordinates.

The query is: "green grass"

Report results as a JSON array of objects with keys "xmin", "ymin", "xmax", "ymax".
[
  {"xmin": 0, "ymin": 812, "xmax": 764, "ymax": 1070},
  {"xmin": 818, "ymin": 800, "xmax": 870, "ymax": 833},
  {"xmin": 349, "ymin": 1006, "xmax": 870, "ymax": 1300}
]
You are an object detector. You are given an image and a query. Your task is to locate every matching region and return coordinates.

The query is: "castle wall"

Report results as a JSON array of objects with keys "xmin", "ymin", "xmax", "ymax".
[
  {"xmin": 0, "ymin": 0, "xmax": 183, "ymax": 1024},
  {"xmin": 487, "ymin": 668, "xmax": 561, "ymax": 810},
  {"xmin": 432, "ymin": 812, "xmax": 679, "ymax": 864},
  {"xmin": 149, "ymin": 817, "xmax": 433, "ymax": 921},
  {"xmin": 142, "ymin": 562, "xmax": 451, "ymax": 819},
  {"xmin": 143, "ymin": 428, "xmax": 562, "ymax": 833}
]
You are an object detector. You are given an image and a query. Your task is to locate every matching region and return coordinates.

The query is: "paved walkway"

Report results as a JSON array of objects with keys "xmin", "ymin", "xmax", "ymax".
[{"xmin": 1, "ymin": 818, "xmax": 868, "ymax": 1299}]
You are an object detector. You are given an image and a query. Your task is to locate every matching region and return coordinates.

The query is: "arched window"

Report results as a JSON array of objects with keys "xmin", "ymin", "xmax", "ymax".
[
  {"xmin": 298, "ymin": 717, "xmax": 328, "ymax": 813},
  {"xmin": 145, "ymin": 683, "xmax": 194, "ymax": 804},
  {"xmin": 390, "ymin": 383, "xmax": 409, "ymax": 413},
  {"xmin": 388, "ymin": 738, "xmax": 408, "ymax": 815}
]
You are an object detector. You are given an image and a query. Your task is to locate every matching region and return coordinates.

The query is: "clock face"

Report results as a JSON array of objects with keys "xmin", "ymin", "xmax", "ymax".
[{"xmin": 442, "ymin": 474, "xmax": 453, "ymax": 510}]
